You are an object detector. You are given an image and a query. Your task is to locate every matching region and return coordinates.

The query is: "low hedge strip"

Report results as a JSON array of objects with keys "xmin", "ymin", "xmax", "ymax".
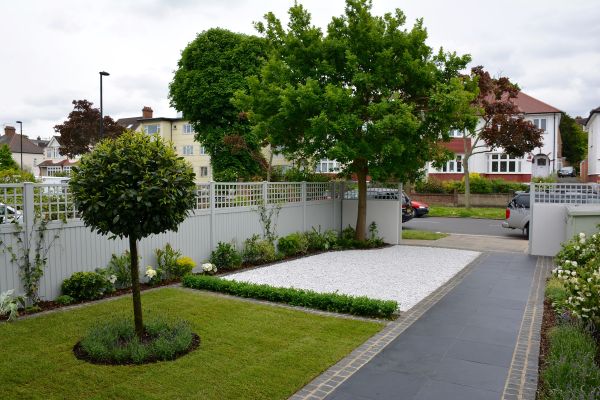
[{"xmin": 182, "ymin": 275, "xmax": 398, "ymax": 319}]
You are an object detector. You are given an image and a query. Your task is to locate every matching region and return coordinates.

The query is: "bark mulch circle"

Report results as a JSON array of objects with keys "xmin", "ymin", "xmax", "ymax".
[{"xmin": 73, "ymin": 332, "xmax": 200, "ymax": 365}]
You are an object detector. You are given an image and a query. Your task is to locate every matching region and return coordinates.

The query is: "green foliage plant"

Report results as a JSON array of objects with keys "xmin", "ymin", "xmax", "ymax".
[
  {"xmin": 559, "ymin": 112, "xmax": 587, "ymax": 170},
  {"xmin": 55, "ymin": 295, "xmax": 75, "ymax": 305},
  {"xmin": 305, "ymin": 227, "xmax": 338, "ymax": 251},
  {"xmin": 183, "ymin": 275, "xmax": 398, "ymax": 319},
  {"xmin": 209, "ymin": 242, "xmax": 242, "ymax": 271},
  {"xmin": 0, "ymin": 168, "xmax": 36, "ymax": 183},
  {"xmin": 0, "ymin": 215, "xmax": 62, "ymax": 304},
  {"xmin": 61, "ymin": 271, "xmax": 113, "ymax": 301},
  {"xmin": 242, "ymin": 234, "xmax": 277, "ymax": 264},
  {"xmin": 541, "ymin": 323, "xmax": 600, "ymax": 399},
  {"xmin": 277, "ymin": 232, "xmax": 309, "ymax": 257},
  {"xmin": 174, "ymin": 257, "xmax": 196, "ymax": 278},
  {"xmin": 69, "ymin": 130, "xmax": 196, "ymax": 338},
  {"xmin": 155, "ymin": 243, "xmax": 182, "ymax": 281},
  {"xmin": 256, "ymin": 200, "xmax": 282, "ymax": 243},
  {"xmin": 105, "ymin": 252, "xmax": 133, "ymax": 289},
  {"xmin": 78, "ymin": 317, "xmax": 194, "ymax": 364},
  {"xmin": 0, "ymin": 289, "xmax": 25, "ymax": 321},
  {"xmin": 235, "ymin": 0, "xmax": 478, "ymax": 239},
  {"xmin": 0, "ymin": 144, "xmax": 19, "ymax": 171}
]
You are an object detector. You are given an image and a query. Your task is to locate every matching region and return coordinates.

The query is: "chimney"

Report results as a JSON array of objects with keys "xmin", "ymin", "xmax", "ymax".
[
  {"xmin": 142, "ymin": 106, "xmax": 153, "ymax": 119},
  {"xmin": 4, "ymin": 126, "xmax": 16, "ymax": 137}
]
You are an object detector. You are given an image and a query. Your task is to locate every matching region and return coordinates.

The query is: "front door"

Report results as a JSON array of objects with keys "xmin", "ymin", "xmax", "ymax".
[{"xmin": 532, "ymin": 155, "xmax": 550, "ymax": 178}]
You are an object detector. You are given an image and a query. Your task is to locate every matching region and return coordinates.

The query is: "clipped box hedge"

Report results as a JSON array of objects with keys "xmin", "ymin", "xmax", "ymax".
[{"xmin": 182, "ymin": 275, "xmax": 398, "ymax": 319}]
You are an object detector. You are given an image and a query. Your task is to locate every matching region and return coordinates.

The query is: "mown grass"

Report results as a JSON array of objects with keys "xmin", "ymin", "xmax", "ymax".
[
  {"xmin": 0, "ymin": 288, "xmax": 383, "ymax": 400},
  {"xmin": 429, "ymin": 206, "xmax": 505, "ymax": 220},
  {"xmin": 401, "ymin": 230, "xmax": 448, "ymax": 241}
]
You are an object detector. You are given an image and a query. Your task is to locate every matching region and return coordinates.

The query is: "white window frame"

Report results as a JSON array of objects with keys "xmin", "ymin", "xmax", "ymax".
[
  {"xmin": 183, "ymin": 124, "xmax": 194, "ymax": 135},
  {"xmin": 488, "ymin": 153, "xmax": 523, "ymax": 173},
  {"xmin": 441, "ymin": 154, "xmax": 464, "ymax": 173},
  {"xmin": 199, "ymin": 146, "xmax": 206, "ymax": 155},
  {"xmin": 182, "ymin": 145, "xmax": 194, "ymax": 156},
  {"xmin": 199, "ymin": 166, "xmax": 208, "ymax": 177},
  {"xmin": 533, "ymin": 118, "xmax": 547, "ymax": 132},
  {"xmin": 315, "ymin": 159, "xmax": 340, "ymax": 173},
  {"xmin": 46, "ymin": 166, "xmax": 61, "ymax": 176},
  {"xmin": 143, "ymin": 124, "xmax": 161, "ymax": 135},
  {"xmin": 448, "ymin": 129, "xmax": 464, "ymax": 138}
]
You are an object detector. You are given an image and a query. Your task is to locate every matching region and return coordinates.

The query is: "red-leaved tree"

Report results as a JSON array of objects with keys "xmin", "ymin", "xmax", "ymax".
[{"xmin": 54, "ymin": 100, "xmax": 125, "ymax": 158}]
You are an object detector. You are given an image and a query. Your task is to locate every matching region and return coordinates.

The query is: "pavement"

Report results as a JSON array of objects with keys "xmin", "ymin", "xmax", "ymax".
[
  {"xmin": 404, "ymin": 216, "xmax": 524, "ymax": 239},
  {"xmin": 290, "ymin": 228, "xmax": 549, "ymax": 400}
]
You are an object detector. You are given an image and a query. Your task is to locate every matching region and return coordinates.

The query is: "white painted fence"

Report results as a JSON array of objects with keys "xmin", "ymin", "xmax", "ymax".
[
  {"xmin": 0, "ymin": 181, "xmax": 401, "ymax": 300},
  {"xmin": 529, "ymin": 183, "xmax": 600, "ymax": 256}
]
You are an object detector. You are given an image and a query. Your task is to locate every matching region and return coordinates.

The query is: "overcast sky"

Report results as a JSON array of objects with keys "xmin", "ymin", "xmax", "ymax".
[{"xmin": 1, "ymin": 0, "xmax": 599, "ymax": 139}]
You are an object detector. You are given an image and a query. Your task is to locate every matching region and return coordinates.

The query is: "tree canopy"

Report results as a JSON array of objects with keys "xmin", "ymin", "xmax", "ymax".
[
  {"xmin": 54, "ymin": 100, "xmax": 125, "ymax": 158},
  {"xmin": 0, "ymin": 144, "xmax": 18, "ymax": 171},
  {"xmin": 235, "ymin": 0, "xmax": 475, "ymax": 239},
  {"xmin": 560, "ymin": 113, "xmax": 587, "ymax": 169},
  {"xmin": 169, "ymin": 28, "xmax": 269, "ymax": 181},
  {"xmin": 70, "ymin": 131, "xmax": 196, "ymax": 337},
  {"xmin": 456, "ymin": 66, "xmax": 544, "ymax": 207}
]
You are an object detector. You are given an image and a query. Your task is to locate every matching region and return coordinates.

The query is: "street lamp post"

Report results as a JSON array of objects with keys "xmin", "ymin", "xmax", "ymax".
[
  {"xmin": 16, "ymin": 120, "xmax": 23, "ymax": 171},
  {"xmin": 99, "ymin": 71, "xmax": 110, "ymax": 139}
]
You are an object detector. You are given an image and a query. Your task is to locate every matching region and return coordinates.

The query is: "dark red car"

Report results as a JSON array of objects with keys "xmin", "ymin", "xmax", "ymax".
[{"xmin": 411, "ymin": 199, "xmax": 429, "ymax": 217}]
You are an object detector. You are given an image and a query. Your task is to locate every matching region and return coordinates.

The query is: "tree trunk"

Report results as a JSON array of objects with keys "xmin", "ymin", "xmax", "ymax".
[
  {"xmin": 129, "ymin": 235, "xmax": 144, "ymax": 338},
  {"xmin": 355, "ymin": 162, "xmax": 368, "ymax": 241},
  {"xmin": 464, "ymin": 157, "xmax": 471, "ymax": 209}
]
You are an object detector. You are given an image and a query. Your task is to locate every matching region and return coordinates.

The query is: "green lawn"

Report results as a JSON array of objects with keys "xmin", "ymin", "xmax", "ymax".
[
  {"xmin": 402, "ymin": 230, "xmax": 448, "ymax": 240},
  {"xmin": 0, "ymin": 288, "xmax": 383, "ymax": 400},
  {"xmin": 429, "ymin": 206, "xmax": 505, "ymax": 220}
]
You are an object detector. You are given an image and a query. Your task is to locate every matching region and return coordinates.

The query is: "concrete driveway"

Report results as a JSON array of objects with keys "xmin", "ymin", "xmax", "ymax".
[{"xmin": 404, "ymin": 216, "xmax": 525, "ymax": 239}]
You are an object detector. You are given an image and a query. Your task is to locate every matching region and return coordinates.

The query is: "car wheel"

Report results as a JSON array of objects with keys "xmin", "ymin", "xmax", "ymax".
[{"xmin": 523, "ymin": 223, "xmax": 529, "ymax": 239}]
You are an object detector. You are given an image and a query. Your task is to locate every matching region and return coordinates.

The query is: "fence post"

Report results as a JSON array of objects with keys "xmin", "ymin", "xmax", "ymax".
[
  {"xmin": 302, "ymin": 181, "xmax": 307, "ymax": 232},
  {"xmin": 528, "ymin": 183, "xmax": 535, "ymax": 254},
  {"xmin": 340, "ymin": 181, "xmax": 345, "ymax": 232},
  {"xmin": 209, "ymin": 181, "xmax": 215, "ymax": 250},
  {"xmin": 397, "ymin": 182, "xmax": 402, "ymax": 245},
  {"xmin": 331, "ymin": 182, "xmax": 335, "ymax": 230},
  {"xmin": 22, "ymin": 182, "xmax": 35, "ymax": 252},
  {"xmin": 262, "ymin": 181, "xmax": 268, "ymax": 205}
]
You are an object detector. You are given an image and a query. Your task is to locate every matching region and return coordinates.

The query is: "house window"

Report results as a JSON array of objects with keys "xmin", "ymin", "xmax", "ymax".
[
  {"xmin": 199, "ymin": 166, "xmax": 208, "ymax": 177},
  {"xmin": 143, "ymin": 124, "xmax": 160, "ymax": 134},
  {"xmin": 449, "ymin": 129, "xmax": 464, "ymax": 138},
  {"xmin": 199, "ymin": 146, "xmax": 206, "ymax": 155},
  {"xmin": 46, "ymin": 149, "xmax": 52, "ymax": 158},
  {"xmin": 183, "ymin": 124, "xmax": 194, "ymax": 135},
  {"xmin": 441, "ymin": 155, "xmax": 463, "ymax": 173},
  {"xmin": 46, "ymin": 147, "xmax": 60, "ymax": 158},
  {"xmin": 47, "ymin": 166, "xmax": 61, "ymax": 176},
  {"xmin": 533, "ymin": 118, "xmax": 547, "ymax": 132},
  {"xmin": 489, "ymin": 153, "xmax": 522, "ymax": 173},
  {"xmin": 315, "ymin": 159, "xmax": 339, "ymax": 173},
  {"xmin": 182, "ymin": 145, "xmax": 194, "ymax": 155},
  {"xmin": 63, "ymin": 166, "xmax": 72, "ymax": 175}
]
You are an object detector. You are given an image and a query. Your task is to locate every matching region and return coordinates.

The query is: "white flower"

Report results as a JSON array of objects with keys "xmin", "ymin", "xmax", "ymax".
[
  {"xmin": 108, "ymin": 274, "xmax": 117, "ymax": 284},
  {"xmin": 202, "ymin": 263, "xmax": 217, "ymax": 273},
  {"xmin": 579, "ymin": 232, "xmax": 586, "ymax": 239},
  {"xmin": 145, "ymin": 266, "xmax": 157, "ymax": 279},
  {"xmin": 571, "ymin": 271, "xmax": 577, "ymax": 276},
  {"xmin": 572, "ymin": 261, "xmax": 577, "ymax": 267},
  {"xmin": 580, "ymin": 239, "xmax": 586, "ymax": 244}
]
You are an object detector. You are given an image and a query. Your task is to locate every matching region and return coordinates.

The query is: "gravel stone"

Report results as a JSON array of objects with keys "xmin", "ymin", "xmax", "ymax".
[{"xmin": 224, "ymin": 245, "xmax": 480, "ymax": 311}]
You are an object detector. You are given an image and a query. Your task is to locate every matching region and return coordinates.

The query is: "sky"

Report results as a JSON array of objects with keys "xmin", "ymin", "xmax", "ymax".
[{"xmin": 1, "ymin": 0, "xmax": 599, "ymax": 139}]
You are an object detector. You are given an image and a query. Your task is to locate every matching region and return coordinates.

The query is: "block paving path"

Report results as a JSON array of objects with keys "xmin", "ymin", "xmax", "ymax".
[{"xmin": 290, "ymin": 251, "xmax": 551, "ymax": 400}]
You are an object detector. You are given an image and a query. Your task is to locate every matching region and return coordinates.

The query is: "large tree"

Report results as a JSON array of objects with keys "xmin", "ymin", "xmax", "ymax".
[
  {"xmin": 169, "ymin": 28, "xmax": 268, "ymax": 181},
  {"xmin": 54, "ymin": 100, "xmax": 125, "ymax": 158},
  {"xmin": 457, "ymin": 66, "xmax": 544, "ymax": 207},
  {"xmin": 0, "ymin": 144, "xmax": 18, "ymax": 171},
  {"xmin": 560, "ymin": 112, "xmax": 587, "ymax": 171},
  {"xmin": 235, "ymin": 0, "xmax": 475, "ymax": 240}
]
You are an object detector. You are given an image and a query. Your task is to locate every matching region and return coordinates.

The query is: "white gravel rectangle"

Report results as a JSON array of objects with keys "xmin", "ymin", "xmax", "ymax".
[{"xmin": 223, "ymin": 245, "xmax": 480, "ymax": 311}]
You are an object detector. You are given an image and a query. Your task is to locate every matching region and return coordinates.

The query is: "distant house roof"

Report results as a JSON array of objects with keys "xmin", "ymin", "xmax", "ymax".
[
  {"xmin": 587, "ymin": 106, "xmax": 600, "ymax": 126},
  {"xmin": 116, "ymin": 116, "xmax": 142, "ymax": 131},
  {"xmin": 38, "ymin": 159, "xmax": 78, "ymax": 167},
  {"xmin": 30, "ymin": 136, "xmax": 50, "ymax": 149},
  {"xmin": 575, "ymin": 116, "xmax": 589, "ymax": 127},
  {"xmin": 0, "ymin": 127, "xmax": 44, "ymax": 154},
  {"xmin": 512, "ymin": 92, "xmax": 561, "ymax": 114}
]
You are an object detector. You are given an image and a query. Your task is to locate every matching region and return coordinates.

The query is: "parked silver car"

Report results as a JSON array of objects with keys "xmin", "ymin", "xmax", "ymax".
[
  {"xmin": 0, "ymin": 203, "xmax": 23, "ymax": 224},
  {"xmin": 502, "ymin": 193, "xmax": 530, "ymax": 238}
]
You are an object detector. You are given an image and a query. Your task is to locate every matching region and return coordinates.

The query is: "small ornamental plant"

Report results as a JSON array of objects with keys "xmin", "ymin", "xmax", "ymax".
[
  {"xmin": 70, "ymin": 130, "xmax": 196, "ymax": 341},
  {"xmin": 553, "ymin": 232, "xmax": 600, "ymax": 328},
  {"xmin": 201, "ymin": 263, "xmax": 218, "ymax": 275}
]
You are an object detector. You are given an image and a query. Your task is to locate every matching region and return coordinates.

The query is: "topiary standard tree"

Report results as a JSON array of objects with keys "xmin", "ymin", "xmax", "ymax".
[{"xmin": 69, "ymin": 131, "xmax": 196, "ymax": 338}]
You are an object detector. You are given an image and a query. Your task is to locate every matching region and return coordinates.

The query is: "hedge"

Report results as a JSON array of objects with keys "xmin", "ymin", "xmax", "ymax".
[{"xmin": 182, "ymin": 275, "xmax": 398, "ymax": 319}]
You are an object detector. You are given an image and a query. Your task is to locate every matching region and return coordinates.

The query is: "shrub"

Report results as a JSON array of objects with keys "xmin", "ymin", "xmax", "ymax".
[
  {"xmin": 78, "ymin": 317, "xmax": 195, "ymax": 364},
  {"xmin": 55, "ymin": 294, "xmax": 75, "ymax": 305},
  {"xmin": 305, "ymin": 227, "xmax": 338, "ymax": 251},
  {"xmin": 209, "ymin": 242, "xmax": 242, "ymax": 270},
  {"xmin": 242, "ymin": 234, "xmax": 277, "ymax": 264},
  {"xmin": 105, "ymin": 252, "xmax": 132, "ymax": 289},
  {"xmin": 414, "ymin": 178, "xmax": 447, "ymax": 194},
  {"xmin": 545, "ymin": 278, "xmax": 568, "ymax": 310},
  {"xmin": 368, "ymin": 222, "xmax": 385, "ymax": 247},
  {"xmin": 174, "ymin": 257, "xmax": 196, "ymax": 278},
  {"xmin": 541, "ymin": 323, "xmax": 600, "ymax": 399},
  {"xmin": 553, "ymin": 232, "xmax": 600, "ymax": 327},
  {"xmin": 155, "ymin": 244, "xmax": 182, "ymax": 281},
  {"xmin": 183, "ymin": 275, "xmax": 398, "ymax": 319},
  {"xmin": 277, "ymin": 232, "xmax": 309, "ymax": 257},
  {"xmin": 0, "ymin": 289, "xmax": 25, "ymax": 321},
  {"xmin": 62, "ymin": 271, "xmax": 113, "ymax": 301}
]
